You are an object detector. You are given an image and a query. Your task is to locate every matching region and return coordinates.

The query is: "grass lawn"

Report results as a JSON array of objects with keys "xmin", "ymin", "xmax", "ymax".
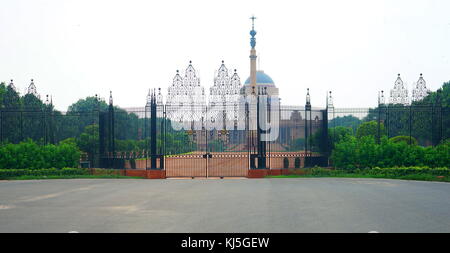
[
  {"xmin": 267, "ymin": 173, "xmax": 450, "ymax": 182},
  {"xmin": 4, "ymin": 175, "xmax": 144, "ymax": 180}
]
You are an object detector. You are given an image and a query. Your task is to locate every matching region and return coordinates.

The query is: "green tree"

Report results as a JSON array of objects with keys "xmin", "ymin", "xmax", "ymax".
[
  {"xmin": 59, "ymin": 137, "xmax": 77, "ymax": 147},
  {"xmin": 76, "ymin": 124, "xmax": 99, "ymax": 163},
  {"xmin": 389, "ymin": 136, "xmax": 418, "ymax": 145},
  {"xmin": 329, "ymin": 115, "xmax": 362, "ymax": 132},
  {"xmin": 289, "ymin": 138, "xmax": 304, "ymax": 151},
  {"xmin": 309, "ymin": 126, "xmax": 354, "ymax": 154},
  {"xmin": 68, "ymin": 96, "xmax": 108, "ymax": 112},
  {"xmin": 329, "ymin": 126, "xmax": 353, "ymax": 145},
  {"xmin": 2, "ymin": 84, "xmax": 22, "ymax": 143},
  {"xmin": 22, "ymin": 93, "xmax": 46, "ymax": 141},
  {"xmin": 0, "ymin": 82, "xmax": 6, "ymax": 106},
  {"xmin": 356, "ymin": 121, "xmax": 385, "ymax": 139},
  {"xmin": 364, "ymin": 81, "xmax": 450, "ymax": 144}
]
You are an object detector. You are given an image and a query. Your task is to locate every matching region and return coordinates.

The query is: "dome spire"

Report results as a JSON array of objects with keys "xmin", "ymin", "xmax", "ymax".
[
  {"xmin": 250, "ymin": 15, "xmax": 257, "ymax": 49},
  {"xmin": 249, "ymin": 15, "xmax": 258, "ymax": 90}
]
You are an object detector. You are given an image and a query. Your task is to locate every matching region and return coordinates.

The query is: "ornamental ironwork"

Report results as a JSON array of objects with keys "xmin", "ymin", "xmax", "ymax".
[
  {"xmin": 166, "ymin": 61, "xmax": 206, "ymax": 125},
  {"xmin": 327, "ymin": 91, "xmax": 334, "ymax": 109},
  {"xmin": 379, "ymin": 90, "xmax": 386, "ymax": 105},
  {"xmin": 389, "ymin": 74, "xmax": 409, "ymax": 105},
  {"xmin": 8, "ymin": 79, "xmax": 17, "ymax": 91},
  {"xmin": 412, "ymin": 73, "xmax": 430, "ymax": 102},
  {"xmin": 26, "ymin": 79, "xmax": 40, "ymax": 99},
  {"xmin": 209, "ymin": 60, "xmax": 242, "ymax": 126}
]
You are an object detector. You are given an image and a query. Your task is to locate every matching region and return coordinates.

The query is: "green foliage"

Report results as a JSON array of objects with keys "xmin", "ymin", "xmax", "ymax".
[
  {"xmin": 67, "ymin": 96, "xmax": 108, "ymax": 112},
  {"xmin": 0, "ymin": 81, "xmax": 56, "ymax": 144},
  {"xmin": 331, "ymin": 136, "xmax": 450, "ymax": 169},
  {"xmin": 288, "ymin": 138, "xmax": 304, "ymax": 151},
  {"xmin": 76, "ymin": 124, "xmax": 99, "ymax": 157},
  {"xmin": 363, "ymin": 81, "xmax": 450, "ymax": 144},
  {"xmin": 0, "ymin": 82, "xmax": 6, "ymax": 106},
  {"xmin": 115, "ymin": 139, "xmax": 145, "ymax": 152},
  {"xmin": 329, "ymin": 126, "xmax": 353, "ymax": 146},
  {"xmin": 356, "ymin": 121, "xmax": 385, "ymax": 139},
  {"xmin": 329, "ymin": 115, "xmax": 362, "ymax": 132},
  {"xmin": 59, "ymin": 137, "xmax": 77, "ymax": 147},
  {"xmin": 163, "ymin": 130, "xmax": 196, "ymax": 155},
  {"xmin": 1, "ymin": 84, "xmax": 23, "ymax": 143},
  {"xmin": 310, "ymin": 126, "xmax": 355, "ymax": 154},
  {"xmin": 0, "ymin": 140, "xmax": 80, "ymax": 170},
  {"xmin": 109, "ymin": 131, "xmax": 195, "ymax": 155},
  {"xmin": 0, "ymin": 168, "xmax": 89, "ymax": 179},
  {"xmin": 389, "ymin": 135, "xmax": 418, "ymax": 145},
  {"xmin": 330, "ymin": 135, "xmax": 359, "ymax": 169},
  {"xmin": 418, "ymin": 81, "xmax": 450, "ymax": 107},
  {"xmin": 362, "ymin": 166, "xmax": 449, "ymax": 177},
  {"xmin": 271, "ymin": 166, "xmax": 450, "ymax": 182}
]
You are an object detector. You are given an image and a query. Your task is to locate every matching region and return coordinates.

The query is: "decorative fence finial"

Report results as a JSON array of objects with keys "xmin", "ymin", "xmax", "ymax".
[{"xmin": 109, "ymin": 91, "xmax": 113, "ymax": 105}]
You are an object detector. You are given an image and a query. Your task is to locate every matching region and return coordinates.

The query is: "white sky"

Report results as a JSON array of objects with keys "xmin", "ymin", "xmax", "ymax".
[{"xmin": 1, "ymin": 0, "xmax": 449, "ymax": 111}]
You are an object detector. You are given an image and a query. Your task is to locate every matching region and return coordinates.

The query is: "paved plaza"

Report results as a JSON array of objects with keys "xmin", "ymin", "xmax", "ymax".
[{"xmin": 0, "ymin": 178, "xmax": 449, "ymax": 232}]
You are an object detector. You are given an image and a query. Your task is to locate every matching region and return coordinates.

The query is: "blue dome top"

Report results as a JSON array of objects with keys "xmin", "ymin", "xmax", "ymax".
[{"xmin": 244, "ymin": 71, "xmax": 274, "ymax": 85}]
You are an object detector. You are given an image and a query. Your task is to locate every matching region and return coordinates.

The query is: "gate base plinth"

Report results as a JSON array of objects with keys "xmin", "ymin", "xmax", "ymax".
[
  {"xmin": 248, "ymin": 169, "xmax": 293, "ymax": 178},
  {"xmin": 247, "ymin": 169, "xmax": 270, "ymax": 178},
  {"xmin": 124, "ymin": 169, "xmax": 166, "ymax": 179},
  {"xmin": 146, "ymin": 169, "xmax": 166, "ymax": 179},
  {"xmin": 267, "ymin": 169, "xmax": 290, "ymax": 176},
  {"xmin": 125, "ymin": 169, "xmax": 147, "ymax": 178}
]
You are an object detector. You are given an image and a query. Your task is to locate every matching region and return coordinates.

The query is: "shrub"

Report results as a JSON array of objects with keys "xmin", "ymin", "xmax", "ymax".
[
  {"xmin": 363, "ymin": 166, "xmax": 449, "ymax": 177},
  {"xmin": 300, "ymin": 166, "xmax": 450, "ymax": 180},
  {"xmin": 389, "ymin": 136, "xmax": 418, "ymax": 145},
  {"xmin": 331, "ymin": 136, "xmax": 449, "ymax": 169},
  {"xmin": 309, "ymin": 167, "xmax": 343, "ymax": 176},
  {"xmin": 0, "ymin": 140, "xmax": 80, "ymax": 170},
  {"xmin": 0, "ymin": 168, "xmax": 89, "ymax": 179},
  {"xmin": 356, "ymin": 121, "xmax": 385, "ymax": 139},
  {"xmin": 90, "ymin": 168, "xmax": 124, "ymax": 176}
]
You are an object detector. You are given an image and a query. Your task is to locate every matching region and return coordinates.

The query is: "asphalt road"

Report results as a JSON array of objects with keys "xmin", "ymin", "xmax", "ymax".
[{"xmin": 0, "ymin": 178, "xmax": 449, "ymax": 232}]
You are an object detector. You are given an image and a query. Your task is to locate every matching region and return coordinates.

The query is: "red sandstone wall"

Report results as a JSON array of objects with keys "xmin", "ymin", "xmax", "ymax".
[
  {"xmin": 124, "ymin": 169, "xmax": 166, "ymax": 179},
  {"xmin": 124, "ymin": 159, "xmax": 161, "ymax": 169},
  {"xmin": 269, "ymin": 157, "xmax": 304, "ymax": 169},
  {"xmin": 124, "ymin": 169, "xmax": 147, "ymax": 178},
  {"xmin": 146, "ymin": 170, "xmax": 166, "ymax": 179}
]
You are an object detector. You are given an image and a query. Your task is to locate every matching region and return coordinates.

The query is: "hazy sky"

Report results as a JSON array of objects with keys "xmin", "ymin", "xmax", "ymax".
[{"xmin": 1, "ymin": 0, "xmax": 449, "ymax": 110}]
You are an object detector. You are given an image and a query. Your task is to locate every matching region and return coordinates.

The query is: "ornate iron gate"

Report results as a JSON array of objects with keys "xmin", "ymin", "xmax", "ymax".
[{"xmin": 164, "ymin": 104, "xmax": 249, "ymax": 178}]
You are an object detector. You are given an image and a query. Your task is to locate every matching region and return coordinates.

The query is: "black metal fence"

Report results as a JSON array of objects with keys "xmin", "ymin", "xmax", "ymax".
[
  {"xmin": 1, "ymin": 102, "xmax": 448, "ymax": 170},
  {"xmin": 327, "ymin": 105, "xmax": 449, "ymax": 147}
]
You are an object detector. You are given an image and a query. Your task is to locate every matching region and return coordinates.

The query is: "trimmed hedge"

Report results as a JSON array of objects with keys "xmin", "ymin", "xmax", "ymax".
[
  {"xmin": 0, "ymin": 168, "xmax": 89, "ymax": 179},
  {"xmin": 362, "ymin": 166, "xmax": 449, "ymax": 177},
  {"xmin": 0, "ymin": 168, "xmax": 128, "ymax": 179},
  {"xmin": 90, "ymin": 168, "xmax": 125, "ymax": 176},
  {"xmin": 0, "ymin": 140, "xmax": 80, "ymax": 170},
  {"xmin": 307, "ymin": 166, "xmax": 450, "ymax": 177},
  {"xmin": 331, "ymin": 136, "xmax": 450, "ymax": 169}
]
